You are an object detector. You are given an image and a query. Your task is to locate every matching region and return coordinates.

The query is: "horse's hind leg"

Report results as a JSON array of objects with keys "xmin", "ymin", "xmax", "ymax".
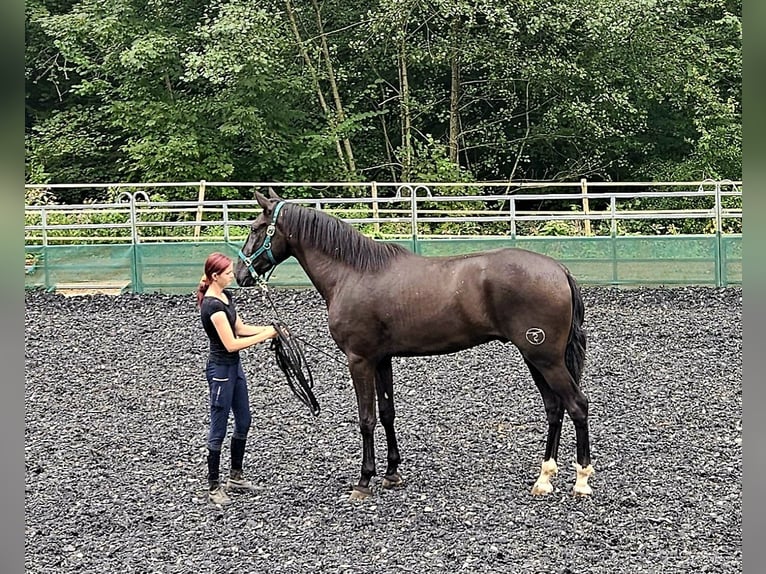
[
  {"xmin": 535, "ymin": 362, "xmax": 594, "ymax": 496},
  {"xmin": 525, "ymin": 359, "xmax": 564, "ymax": 495},
  {"xmin": 375, "ymin": 357, "xmax": 403, "ymax": 489}
]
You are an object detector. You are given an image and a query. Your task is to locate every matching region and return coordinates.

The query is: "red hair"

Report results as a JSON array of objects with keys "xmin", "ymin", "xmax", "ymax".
[{"xmin": 196, "ymin": 252, "xmax": 233, "ymax": 307}]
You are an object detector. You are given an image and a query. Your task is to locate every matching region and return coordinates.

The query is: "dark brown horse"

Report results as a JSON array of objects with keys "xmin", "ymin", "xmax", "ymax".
[{"xmin": 236, "ymin": 190, "xmax": 593, "ymax": 499}]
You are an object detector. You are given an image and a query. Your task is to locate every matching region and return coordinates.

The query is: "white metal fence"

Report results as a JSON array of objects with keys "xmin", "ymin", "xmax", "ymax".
[
  {"xmin": 25, "ymin": 179, "xmax": 742, "ymax": 245},
  {"xmin": 24, "ymin": 180, "xmax": 742, "ymax": 290}
]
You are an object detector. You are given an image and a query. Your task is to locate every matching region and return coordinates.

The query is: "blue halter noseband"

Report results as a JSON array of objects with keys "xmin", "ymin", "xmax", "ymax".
[{"xmin": 238, "ymin": 200, "xmax": 286, "ymax": 283}]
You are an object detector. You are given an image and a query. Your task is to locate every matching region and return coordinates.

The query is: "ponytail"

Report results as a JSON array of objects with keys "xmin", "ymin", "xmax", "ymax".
[{"xmin": 196, "ymin": 275, "xmax": 210, "ymax": 308}]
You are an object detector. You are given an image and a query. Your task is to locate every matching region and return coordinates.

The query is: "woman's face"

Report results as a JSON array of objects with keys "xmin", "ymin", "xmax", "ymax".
[{"xmin": 214, "ymin": 263, "xmax": 235, "ymax": 287}]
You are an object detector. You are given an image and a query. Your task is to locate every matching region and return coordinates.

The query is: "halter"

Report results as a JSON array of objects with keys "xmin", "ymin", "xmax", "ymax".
[{"xmin": 238, "ymin": 200, "xmax": 286, "ymax": 283}]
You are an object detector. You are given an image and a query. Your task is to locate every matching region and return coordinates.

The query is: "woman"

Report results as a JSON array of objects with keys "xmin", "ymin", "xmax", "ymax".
[{"xmin": 196, "ymin": 252, "xmax": 278, "ymax": 505}]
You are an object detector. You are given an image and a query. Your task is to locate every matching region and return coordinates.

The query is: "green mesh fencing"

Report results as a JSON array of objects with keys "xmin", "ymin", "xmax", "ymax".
[
  {"xmin": 133, "ymin": 242, "xmax": 243, "ymax": 293},
  {"xmin": 721, "ymin": 235, "xmax": 743, "ymax": 287},
  {"xmin": 415, "ymin": 235, "xmax": 741, "ymax": 286},
  {"xmin": 24, "ymin": 235, "xmax": 741, "ymax": 293},
  {"xmin": 24, "ymin": 244, "xmax": 137, "ymax": 293}
]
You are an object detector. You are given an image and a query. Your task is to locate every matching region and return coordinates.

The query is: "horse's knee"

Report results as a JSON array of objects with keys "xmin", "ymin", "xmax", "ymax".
[
  {"xmin": 359, "ymin": 416, "xmax": 377, "ymax": 435},
  {"xmin": 379, "ymin": 405, "xmax": 395, "ymax": 427}
]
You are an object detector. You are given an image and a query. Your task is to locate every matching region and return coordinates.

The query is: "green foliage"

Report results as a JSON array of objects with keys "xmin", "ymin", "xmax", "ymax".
[
  {"xmin": 406, "ymin": 136, "xmax": 475, "ymax": 183},
  {"xmin": 25, "ymin": 0, "xmax": 741, "ymax": 196},
  {"xmin": 24, "ymin": 184, "xmax": 57, "ymax": 206},
  {"xmin": 24, "ymin": 208, "xmax": 132, "ymax": 245},
  {"xmin": 537, "ymin": 220, "xmax": 581, "ymax": 237}
]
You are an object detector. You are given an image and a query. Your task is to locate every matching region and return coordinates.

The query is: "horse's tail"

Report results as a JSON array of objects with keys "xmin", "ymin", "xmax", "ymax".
[{"xmin": 564, "ymin": 268, "xmax": 587, "ymax": 387}]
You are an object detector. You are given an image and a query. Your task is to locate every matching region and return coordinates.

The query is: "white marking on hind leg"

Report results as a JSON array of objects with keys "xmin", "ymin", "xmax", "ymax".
[
  {"xmin": 573, "ymin": 463, "xmax": 595, "ymax": 496},
  {"xmin": 531, "ymin": 458, "xmax": 558, "ymax": 495}
]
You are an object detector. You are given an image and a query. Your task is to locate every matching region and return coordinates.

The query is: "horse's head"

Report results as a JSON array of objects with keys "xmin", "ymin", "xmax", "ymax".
[{"xmin": 235, "ymin": 188, "xmax": 291, "ymax": 286}]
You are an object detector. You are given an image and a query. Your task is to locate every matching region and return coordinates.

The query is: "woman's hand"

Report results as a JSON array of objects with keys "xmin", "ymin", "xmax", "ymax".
[{"xmin": 262, "ymin": 326, "xmax": 279, "ymax": 340}]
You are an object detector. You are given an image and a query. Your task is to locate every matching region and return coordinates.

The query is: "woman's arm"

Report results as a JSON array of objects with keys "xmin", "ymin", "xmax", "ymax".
[
  {"xmin": 234, "ymin": 314, "xmax": 279, "ymax": 338},
  {"xmin": 211, "ymin": 312, "xmax": 277, "ymax": 353}
]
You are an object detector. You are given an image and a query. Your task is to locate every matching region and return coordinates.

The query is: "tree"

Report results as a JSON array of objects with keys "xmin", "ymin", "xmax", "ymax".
[{"xmin": 25, "ymin": 0, "xmax": 741, "ymax": 199}]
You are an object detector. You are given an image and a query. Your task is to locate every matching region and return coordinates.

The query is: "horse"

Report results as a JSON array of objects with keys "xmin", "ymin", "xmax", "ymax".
[{"xmin": 235, "ymin": 189, "xmax": 593, "ymax": 499}]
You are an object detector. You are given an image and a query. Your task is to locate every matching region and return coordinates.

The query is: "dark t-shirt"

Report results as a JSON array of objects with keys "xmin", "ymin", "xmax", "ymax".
[{"xmin": 200, "ymin": 289, "xmax": 240, "ymax": 364}]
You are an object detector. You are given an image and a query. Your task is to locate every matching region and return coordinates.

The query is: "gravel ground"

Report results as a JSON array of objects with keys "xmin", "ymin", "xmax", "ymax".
[{"xmin": 25, "ymin": 286, "xmax": 742, "ymax": 574}]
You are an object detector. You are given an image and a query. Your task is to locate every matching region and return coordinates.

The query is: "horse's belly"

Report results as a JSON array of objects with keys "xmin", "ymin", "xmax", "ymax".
[{"xmin": 390, "ymin": 330, "xmax": 499, "ymax": 357}]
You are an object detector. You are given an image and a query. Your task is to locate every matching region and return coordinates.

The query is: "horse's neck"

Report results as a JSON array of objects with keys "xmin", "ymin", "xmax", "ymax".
[{"xmin": 289, "ymin": 243, "xmax": 351, "ymax": 302}]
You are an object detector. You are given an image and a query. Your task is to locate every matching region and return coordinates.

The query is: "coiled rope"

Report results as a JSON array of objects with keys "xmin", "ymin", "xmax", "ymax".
[{"xmin": 269, "ymin": 320, "xmax": 321, "ymax": 416}]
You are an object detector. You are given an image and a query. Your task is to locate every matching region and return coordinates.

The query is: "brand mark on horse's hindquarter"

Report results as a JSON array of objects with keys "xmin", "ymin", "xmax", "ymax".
[{"xmin": 525, "ymin": 328, "xmax": 546, "ymax": 345}]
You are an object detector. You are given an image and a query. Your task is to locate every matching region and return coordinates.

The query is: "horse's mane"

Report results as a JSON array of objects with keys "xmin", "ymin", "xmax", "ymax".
[{"xmin": 281, "ymin": 203, "xmax": 408, "ymax": 272}]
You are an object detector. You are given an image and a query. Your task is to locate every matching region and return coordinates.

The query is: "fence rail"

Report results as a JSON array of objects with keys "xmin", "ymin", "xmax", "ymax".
[{"xmin": 24, "ymin": 180, "xmax": 742, "ymax": 292}]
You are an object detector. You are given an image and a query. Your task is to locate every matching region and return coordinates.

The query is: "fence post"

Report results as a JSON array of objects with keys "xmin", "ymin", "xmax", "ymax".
[
  {"xmin": 509, "ymin": 196, "xmax": 516, "ymax": 239},
  {"xmin": 714, "ymin": 181, "xmax": 724, "ymax": 287},
  {"xmin": 41, "ymin": 207, "xmax": 50, "ymax": 290},
  {"xmin": 610, "ymin": 195, "xmax": 618, "ymax": 285},
  {"xmin": 223, "ymin": 203, "xmax": 230, "ymax": 244},
  {"xmin": 412, "ymin": 185, "xmax": 432, "ymax": 254},
  {"xmin": 395, "ymin": 185, "xmax": 416, "ymax": 253},
  {"xmin": 371, "ymin": 181, "xmax": 380, "ymax": 236},
  {"xmin": 194, "ymin": 180, "xmax": 206, "ymax": 240},
  {"xmin": 128, "ymin": 193, "xmax": 142, "ymax": 293},
  {"xmin": 410, "ymin": 185, "xmax": 419, "ymax": 254},
  {"xmin": 581, "ymin": 178, "xmax": 592, "ymax": 236}
]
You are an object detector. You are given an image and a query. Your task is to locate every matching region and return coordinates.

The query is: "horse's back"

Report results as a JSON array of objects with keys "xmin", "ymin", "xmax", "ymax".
[
  {"xmin": 329, "ymin": 246, "xmax": 576, "ymax": 359},
  {"xmin": 440, "ymin": 247, "xmax": 572, "ymax": 301}
]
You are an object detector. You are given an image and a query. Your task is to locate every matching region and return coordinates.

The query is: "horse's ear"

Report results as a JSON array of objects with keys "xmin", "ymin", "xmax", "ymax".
[
  {"xmin": 268, "ymin": 187, "xmax": 283, "ymax": 200},
  {"xmin": 255, "ymin": 191, "xmax": 271, "ymax": 210}
]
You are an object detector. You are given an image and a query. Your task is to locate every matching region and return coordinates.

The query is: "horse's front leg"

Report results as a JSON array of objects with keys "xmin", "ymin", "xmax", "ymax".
[
  {"xmin": 375, "ymin": 357, "xmax": 403, "ymax": 489},
  {"xmin": 347, "ymin": 354, "xmax": 378, "ymax": 500}
]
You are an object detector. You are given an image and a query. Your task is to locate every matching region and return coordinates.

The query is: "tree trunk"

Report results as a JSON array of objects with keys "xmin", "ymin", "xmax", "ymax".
[
  {"xmin": 508, "ymin": 80, "xmax": 531, "ymax": 183},
  {"xmin": 284, "ymin": 0, "xmax": 347, "ymax": 171},
  {"xmin": 399, "ymin": 41, "xmax": 412, "ymax": 182},
  {"xmin": 378, "ymin": 83, "xmax": 398, "ymax": 181},
  {"xmin": 310, "ymin": 0, "xmax": 356, "ymax": 175},
  {"xmin": 448, "ymin": 18, "xmax": 460, "ymax": 165}
]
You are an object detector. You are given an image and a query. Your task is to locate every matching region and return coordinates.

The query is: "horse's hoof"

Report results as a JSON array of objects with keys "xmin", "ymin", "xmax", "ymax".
[
  {"xmin": 349, "ymin": 486, "xmax": 372, "ymax": 500},
  {"xmin": 573, "ymin": 484, "xmax": 593, "ymax": 497},
  {"xmin": 531, "ymin": 482, "xmax": 554, "ymax": 496},
  {"xmin": 382, "ymin": 473, "xmax": 404, "ymax": 489}
]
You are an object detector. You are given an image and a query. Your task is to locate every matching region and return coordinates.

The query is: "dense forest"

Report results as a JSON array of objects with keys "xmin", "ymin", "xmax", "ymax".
[{"xmin": 25, "ymin": 0, "xmax": 741, "ymax": 203}]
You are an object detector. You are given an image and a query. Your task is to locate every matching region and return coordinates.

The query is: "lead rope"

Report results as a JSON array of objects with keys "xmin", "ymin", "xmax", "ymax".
[
  {"xmin": 270, "ymin": 321, "xmax": 321, "ymax": 416},
  {"xmin": 257, "ymin": 282, "xmax": 322, "ymax": 416}
]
